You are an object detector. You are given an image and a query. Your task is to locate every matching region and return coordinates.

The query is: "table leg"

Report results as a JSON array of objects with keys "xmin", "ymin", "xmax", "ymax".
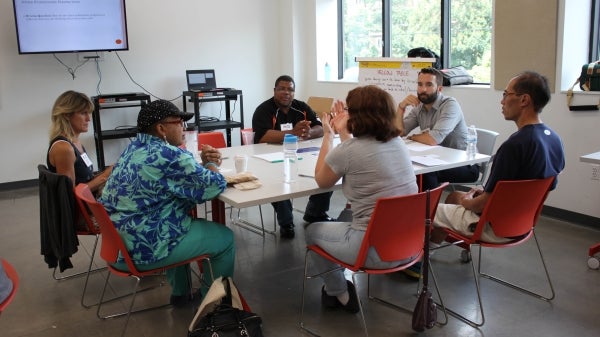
[
  {"xmin": 589, "ymin": 242, "xmax": 600, "ymax": 257},
  {"xmin": 416, "ymin": 174, "xmax": 423, "ymax": 192},
  {"xmin": 211, "ymin": 199, "xmax": 226, "ymax": 224}
]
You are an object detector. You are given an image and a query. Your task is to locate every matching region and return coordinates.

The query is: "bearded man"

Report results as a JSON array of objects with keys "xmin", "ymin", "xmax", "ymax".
[{"xmin": 396, "ymin": 67, "xmax": 479, "ymax": 191}]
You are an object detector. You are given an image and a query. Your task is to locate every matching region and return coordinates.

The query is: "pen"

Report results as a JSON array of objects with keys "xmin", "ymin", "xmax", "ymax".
[{"xmin": 271, "ymin": 157, "xmax": 303, "ymax": 163}]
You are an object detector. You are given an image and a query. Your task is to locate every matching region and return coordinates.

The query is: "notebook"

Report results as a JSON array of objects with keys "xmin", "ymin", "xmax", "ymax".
[{"xmin": 186, "ymin": 69, "xmax": 217, "ymax": 92}]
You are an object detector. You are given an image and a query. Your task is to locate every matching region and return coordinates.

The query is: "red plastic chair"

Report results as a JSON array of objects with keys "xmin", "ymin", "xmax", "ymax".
[
  {"xmin": 199, "ymin": 131, "xmax": 271, "ymax": 236},
  {"xmin": 0, "ymin": 259, "xmax": 18, "ymax": 316},
  {"xmin": 434, "ymin": 177, "xmax": 556, "ymax": 327},
  {"xmin": 300, "ymin": 183, "xmax": 448, "ymax": 337},
  {"xmin": 197, "ymin": 131, "xmax": 227, "ymax": 215},
  {"xmin": 196, "ymin": 131, "xmax": 228, "ymax": 220},
  {"xmin": 72, "ymin": 191, "xmax": 109, "ymax": 308},
  {"xmin": 74, "ymin": 184, "xmax": 214, "ymax": 337},
  {"xmin": 38, "ymin": 164, "xmax": 105, "ymax": 307},
  {"xmin": 197, "ymin": 131, "xmax": 227, "ymax": 149},
  {"xmin": 240, "ymin": 128, "xmax": 255, "ymax": 145}
]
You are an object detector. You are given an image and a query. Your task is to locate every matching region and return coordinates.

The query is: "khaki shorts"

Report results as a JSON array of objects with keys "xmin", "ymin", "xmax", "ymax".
[{"xmin": 434, "ymin": 204, "xmax": 510, "ymax": 244}]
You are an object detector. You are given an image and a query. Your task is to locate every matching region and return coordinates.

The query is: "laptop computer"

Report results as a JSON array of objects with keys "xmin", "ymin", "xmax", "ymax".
[{"xmin": 186, "ymin": 69, "xmax": 217, "ymax": 92}]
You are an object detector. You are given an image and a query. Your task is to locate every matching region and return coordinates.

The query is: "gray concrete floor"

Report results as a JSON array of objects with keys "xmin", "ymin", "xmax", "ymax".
[{"xmin": 0, "ymin": 186, "xmax": 599, "ymax": 336}]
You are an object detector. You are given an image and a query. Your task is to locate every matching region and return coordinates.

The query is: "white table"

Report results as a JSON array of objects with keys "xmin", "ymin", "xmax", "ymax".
[
  {"xmin": 580, "ymin": 151, "xmax": 600, "ymax": 165},
  {"xmin": 208, "ymin": 137, "xmax": 490, "ymax": 224},
  {"xmin": 579, "ymin": 151, "xmax": 600, "ymax": 269}
]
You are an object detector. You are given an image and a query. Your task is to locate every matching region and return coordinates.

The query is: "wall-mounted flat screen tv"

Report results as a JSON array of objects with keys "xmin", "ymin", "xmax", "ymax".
[{"xmin": 12, "ymin": 0, "xmax": 129, "ymax": 54}]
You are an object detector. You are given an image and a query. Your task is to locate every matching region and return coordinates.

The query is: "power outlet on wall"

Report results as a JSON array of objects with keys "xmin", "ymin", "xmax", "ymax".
[
  {"xmin": 78, "ymin": 52, "xmax": 105, "ymax": 62},
  {"xmin": 592, "ymin": 165, "xmax": 600, "ymax": 181}
]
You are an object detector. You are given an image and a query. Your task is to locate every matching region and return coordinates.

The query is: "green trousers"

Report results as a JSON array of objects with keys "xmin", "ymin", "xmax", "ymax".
[{"xmin": 113, "ymin": 219, "xmax": 235, "ymax": 296}]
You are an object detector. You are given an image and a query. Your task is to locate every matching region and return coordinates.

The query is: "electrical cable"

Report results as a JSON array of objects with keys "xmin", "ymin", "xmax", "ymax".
[
  {"xmin": 53, "ymin": 53, "xmax": 90, "ymax": 80},
  {"xmin": 95, "ymin": 58, "xmax": 102, "ymax": 95},
  {"xmin": 114, "ymin": 51, "xmax": 182, "ymax": 103}
]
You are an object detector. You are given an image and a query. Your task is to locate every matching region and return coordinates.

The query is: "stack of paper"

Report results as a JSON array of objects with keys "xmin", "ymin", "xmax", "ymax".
[
  {"xmin": 253, "ymin": 152, "xmax": 303, "ymax": 163},
  {"xmin": 411, "ymin": 156, "xmax": 449, "ymax": 167}
]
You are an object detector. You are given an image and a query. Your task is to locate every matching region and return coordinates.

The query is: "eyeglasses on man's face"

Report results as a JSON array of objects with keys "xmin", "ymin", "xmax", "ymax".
[
  {"xmin": 502, "ymin": 91, "xmax": 524, "ymax": 99},
  {"xmin": 275, "ymin": 86, "xmax": 295, "ymax": 93},
  {"xmin": 161, "ymin": 119, "xmax": 187, "ymax": 128}
]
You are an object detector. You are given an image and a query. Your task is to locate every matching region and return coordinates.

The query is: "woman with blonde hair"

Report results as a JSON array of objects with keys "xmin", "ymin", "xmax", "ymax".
[{"xmin": 47, "ymin": 90, "xmax": 111, "ymax": 194}]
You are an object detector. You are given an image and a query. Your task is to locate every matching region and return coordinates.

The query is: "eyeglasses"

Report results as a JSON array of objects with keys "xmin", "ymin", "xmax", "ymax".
[
  {"xmin": 275, "ymin": 87, "xmax": 295, "ymax": 93},
  {"xmin": 502, "ymin": 91, "xmax": 524, "ymax": 98},
  {"xmin": 161, "ymin": 119, "xmax": 187, "ymax": 128}
]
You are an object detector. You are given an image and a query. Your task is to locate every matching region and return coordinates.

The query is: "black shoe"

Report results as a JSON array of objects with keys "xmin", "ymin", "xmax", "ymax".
[
  {"xmin": 170, "ymin": 289, "xmax": 201, "ymax": 307},
  {"xmin": 320, "ymin": 281, "xmax": 360, "ymax": 314},
  {"xmin": 303, "ymin": 213, "xmax": 336, "ymax": 223},
  {"xmin": 280, "ymin": 224, "xmax": 295, "ymax": 239},
  {"xmin": 170, "ymin": 293, "xmax": 192, "ymax": 307},
  {"xmin": 321, "ymin": 286, "xmax": 339, "ymax": 309},
  {"xmin": 342, "ymin": 280, "xmax": 360, "ymax": 314}
]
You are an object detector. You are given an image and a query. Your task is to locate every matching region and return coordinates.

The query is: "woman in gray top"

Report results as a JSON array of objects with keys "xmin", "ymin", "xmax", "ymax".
[{"xmin": 305, "ymin": 85, "xmax": 418, "ymax": 313}]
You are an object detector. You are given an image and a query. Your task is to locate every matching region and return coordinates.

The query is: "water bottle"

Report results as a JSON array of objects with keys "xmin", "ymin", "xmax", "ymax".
[
  {"xmin": 466, "ymin": 125, "xmax": 478, "ymax": 159},
  {"xmin": 283, "ymin": 134, "xmax": 299, "ymax": 183}
]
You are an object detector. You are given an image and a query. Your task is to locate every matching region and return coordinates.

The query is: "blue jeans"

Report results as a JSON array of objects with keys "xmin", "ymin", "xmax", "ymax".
[{"xmin": 113, "ymin": 219, "xmax": 235, "ymax": 296}]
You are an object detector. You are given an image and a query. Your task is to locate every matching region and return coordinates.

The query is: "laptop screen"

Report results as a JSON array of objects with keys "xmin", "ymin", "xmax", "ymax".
[{"xmin": 186, "ymin": 69, "xmax": 217, "ymax": 91}]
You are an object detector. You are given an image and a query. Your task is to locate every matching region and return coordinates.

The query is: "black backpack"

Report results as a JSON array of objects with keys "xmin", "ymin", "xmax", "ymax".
[{"xmin": 407, "ymin": 47, "xmax": 441, "ymax": 69}]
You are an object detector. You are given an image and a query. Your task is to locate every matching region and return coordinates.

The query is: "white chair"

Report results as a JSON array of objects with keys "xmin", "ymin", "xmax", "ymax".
[{"xmin": 450, "ymin": 128, "xmax": 499, "ymax": 189}]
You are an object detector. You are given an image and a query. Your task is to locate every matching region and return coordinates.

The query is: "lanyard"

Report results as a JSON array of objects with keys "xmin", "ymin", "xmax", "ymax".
[{"xmin": 272, "ymin": 106, "xmax": 308, "ymax": 130}]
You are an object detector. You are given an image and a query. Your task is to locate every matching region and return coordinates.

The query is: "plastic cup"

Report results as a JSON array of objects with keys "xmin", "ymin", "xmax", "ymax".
[
  {"xmin": 234, "ymin": 154, "xmax": 248, "ymax": 173},
  {"xmin": 241, "ymin": 130, "xmax": 255, "ymax": 145}
]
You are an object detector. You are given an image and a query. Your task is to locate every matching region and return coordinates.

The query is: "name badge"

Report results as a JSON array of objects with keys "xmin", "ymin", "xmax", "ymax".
[
  {"xmin": 281, "ymin": 123, "xmax": 293, "ymax": 131},
  {"xmin": 81, "ymin": 153, "xmax": 93, "ymax": 168}
]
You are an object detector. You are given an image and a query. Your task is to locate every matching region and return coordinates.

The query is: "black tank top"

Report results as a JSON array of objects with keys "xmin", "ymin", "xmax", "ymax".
[{"xmin": 47, "ymin": 136, "xmax": 94, "ymax": 185}]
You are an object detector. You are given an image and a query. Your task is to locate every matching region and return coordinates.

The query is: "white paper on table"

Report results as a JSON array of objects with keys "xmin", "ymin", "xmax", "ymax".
[
  {"xmin": 297, "ymin": 154, "xmax": 318, "ymax": 177},
  {"xmin": 218, "ymin": 168, "xmax": 234, "ymax": 175},
  {"xmin": 411, "ymin": 155, "xmax": 449, "ymax": 166},
  {"xmin": 298, "ymin": 165, "xmax": 315, "ymax": 178},
  {"xmin": 253, "ymin": 152, "xmax": 284, "ymax": 163},
  {"xmin": 405, "ymin": 140, "xmax": 439, "ymax": 152},
  {"xmin": 253, "ymin": 152, "xmax": 303, "ymax": 163}
]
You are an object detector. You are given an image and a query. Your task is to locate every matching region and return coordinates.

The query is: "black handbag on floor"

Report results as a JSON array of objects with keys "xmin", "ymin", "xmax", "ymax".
[
  {"xmin": 188, "ymin": 277, "xmax": 263, "ymax": 337},
  {"xmin": 411, "ymin": 189, "xmax": 437, "ymax": 332}
]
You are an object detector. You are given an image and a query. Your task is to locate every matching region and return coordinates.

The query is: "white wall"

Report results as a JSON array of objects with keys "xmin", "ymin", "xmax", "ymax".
[
  {"xmin": 0, "ymin": 0, "xmax": 283, "ymax": 180},
  {"xmin": 293, "ymin": 0, "xmax": 600, "ymax": 220},
  {"xmin": 1, "ymin": 0, "xmax": 599, "ymax": 220}
]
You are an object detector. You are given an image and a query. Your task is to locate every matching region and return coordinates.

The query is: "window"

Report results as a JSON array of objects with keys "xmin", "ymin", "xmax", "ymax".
[
  {"xmin": 317, "ymin": 0, "xmax": 492, "ymax": 83},
  {"xmin": 591, "ymin": 0, "xmax": 600, "ymax": 61}
]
